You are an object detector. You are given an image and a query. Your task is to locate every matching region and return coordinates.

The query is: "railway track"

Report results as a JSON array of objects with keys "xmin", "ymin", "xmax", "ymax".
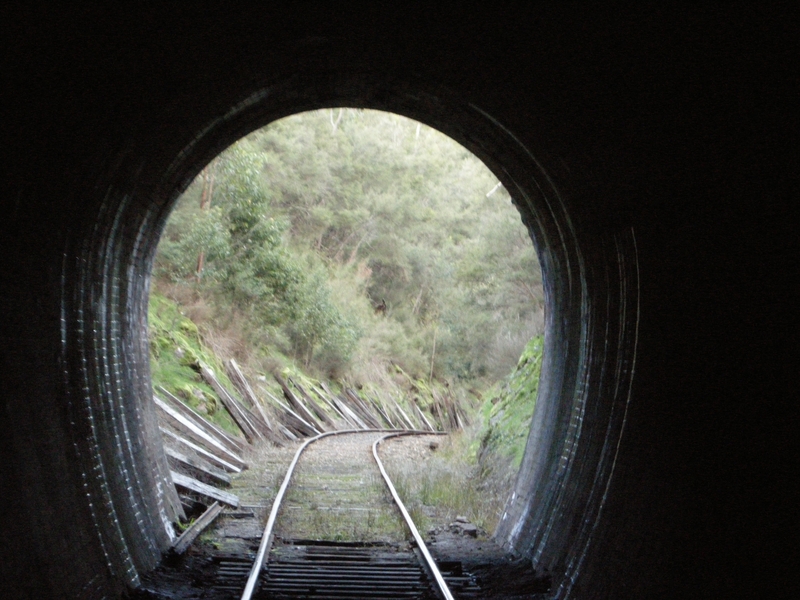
[{"xmin": 215, "ymin": 429, "xmax": 479, "ymax": 599}]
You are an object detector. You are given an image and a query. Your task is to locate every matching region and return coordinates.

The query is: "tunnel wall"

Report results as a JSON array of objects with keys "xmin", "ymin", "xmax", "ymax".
[{"xmin": 1, "ymin": 6, "xmax": 793, "ymax": 599}]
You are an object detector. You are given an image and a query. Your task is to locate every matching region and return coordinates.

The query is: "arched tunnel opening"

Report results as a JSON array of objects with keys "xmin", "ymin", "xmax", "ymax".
[
  {"xmin": 1, "ymin": 7, "xmax": 791, "ymax": 599},
  {"xmin": 145, "ymin": 105, "xmax": 594, "ymax": 592},
  {"xmin": 7, "ymin": 69, "xmax": 639, "ymax": 600}
]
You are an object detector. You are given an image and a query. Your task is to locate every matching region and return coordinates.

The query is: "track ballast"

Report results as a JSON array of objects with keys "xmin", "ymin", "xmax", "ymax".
[{"xmin": 237, "ymin": 430, "xmax": 478, "ymax": 600}]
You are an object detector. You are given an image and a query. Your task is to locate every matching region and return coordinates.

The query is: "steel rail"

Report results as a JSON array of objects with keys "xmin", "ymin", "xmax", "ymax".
[
  {"xmin": 239, "ymin": 428, "xmax": 444, "ymax": 600},
  {"xmin": 373, "ymin": 432, "xmax": 455, "ymax": 600}
]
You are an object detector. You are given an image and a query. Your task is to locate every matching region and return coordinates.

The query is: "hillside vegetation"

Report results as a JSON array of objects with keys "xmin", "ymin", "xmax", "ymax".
[{"xmin": 149, "ymin": 109, "xmax": 545, "ymax": 501}]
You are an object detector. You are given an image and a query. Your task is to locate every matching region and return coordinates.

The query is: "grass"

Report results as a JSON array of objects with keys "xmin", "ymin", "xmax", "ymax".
[
  {"xmin": 279, "ymin": 472, "xmax": 408, "ymax": 542},
  {"xmin": 376, "ymin": 336, "xmax": 545, "ymax": 535},
  {"xmin": 298, "ymin": 505, "xmax": 404, "ymax": 542},
  {"xmin": 148, "ymin": 292, "xmax": 241, "ymax": 435},
  {"xmin": 384, "ymin": 431, "xmax": 508, "ymax": 534}
]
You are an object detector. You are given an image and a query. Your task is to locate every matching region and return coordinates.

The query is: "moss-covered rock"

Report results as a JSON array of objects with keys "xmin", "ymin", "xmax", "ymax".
[{"xmin": 476, "ymin": 335, "xmax": 543, "ymax": 470}]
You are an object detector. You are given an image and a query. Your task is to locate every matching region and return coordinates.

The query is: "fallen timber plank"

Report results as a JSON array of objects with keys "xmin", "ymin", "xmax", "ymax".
[
  {"xmin": 385, "ymin": 398, "xmax": 413, "ymax": 430},
  {"xmin": 368, "ymin": 396, "xmax": 398, "ymax": 429},
  {"xmin": 160, "ymin": 428, "xmax": 243, "ymax": 473},
  {"xmin": 278, "ymin": 405, "xmax": 320, "ymax": 437},
  {"xmin": 344, "ymin": 388, "xmax": 382, "ymax": 428},
  {"xmin": 234, "ymin": 400, "xmax": 279, "ymax": 442},
  {"xmin": 317, "ymin": 384, "xmax": 370, "ymax": 429},
  {"xmin": 231, "ymin": 397, "xmax": 270, "ymax": 441},
  {"xmin": 199, "ymin": 362, "xmax": 263, "ymax": 443},
  {"xmin": 409, "ymin": 397, "xmax": 436, "ymax": 432},
  {"xmin": 265, "ymin": 380, "xmax": 322, "ymax": 436},
  {"xmin": 393, "ymin": 397, "xmax": 420, "ymax": 430},
  {"xmin": 171, "ymin": 470, "xmax": 239, "ymax": 508},
  {"xmin": 200, "ymin": 363, "xmax": 264, "ymax": 441},
  {"xmin": 154, "ymin": 396, "xmax": 247, "ymax": 469},
  {"xmin": 433, "ymin": 389, "xmax": 455, "ymax": 430},
  {"xmin": 315, "ymin": 386, "xmax": 357, "ymax": 428},
  {"xmin": 278, "ymin": 423, "xmax": 299, "ymax": 441},
  {"xmin": 227, "ymin": 359, "xmax": 282, "ymax": 444},
  {"xmin": 204, "ymin": 363, "xmax": 277, "ymax": 443},
  {"xmin": 332, "ymin": 396, "xmax": 369, "ymax": 429},
  {"xmin": 164, "ymin": 445, "xmax": 231, "ymax": 486},
  {"xmin": 285, "ymin": 413, "xmax": 319, "ymax": 437},
  {"xmin": 288, "ymin": 377, "xmax": 336, "ymax": 427},
  {"xmin": 157, "ymin": 455, "xmax": 187, "ymax": 523},
  {"xmin": 226, "ymin": 359, "xmax": 263, "ymax": 415},
  {"xmin": 172, "ymin": 501, "xmax": 224, "ymax": 555},
  {"xmin": 158, "ymin": 386, "xmax": 246, "ymax": 454},
  {"xmin": 344, "ymin": 388, "xmax": 379, "ymax": 426},
  {"xmin": 312, "ymin": 383, "xmax": 349, "ymax": 422},
  {"xmin": 274, "ymin": 373, "xmax": 325, "ymax": 432},
  {"xmin": 259, "ymin": 387, "xmax": 318, "ymax": 438},
  {"xmin": 437, "ymin": 390, "xmax": 461, "ymax": 430}
]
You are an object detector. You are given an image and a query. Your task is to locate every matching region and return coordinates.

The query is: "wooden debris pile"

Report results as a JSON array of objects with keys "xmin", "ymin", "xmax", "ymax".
[{"xmin": 156, "ymin": 357, "xmax": 466, "ymax": 554}]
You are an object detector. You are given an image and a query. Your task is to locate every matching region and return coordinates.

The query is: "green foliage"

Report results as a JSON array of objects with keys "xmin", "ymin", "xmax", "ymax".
[
  {"xmin": 147, "ymin": 293, "xmax": 240, "ymax": 434},
  {"xmin": 476, "ymin": 335, "xmax": 544, "ymax": 470},
  {"xmin": 386, "ymin": 432, "xmax": 502, "ymax": 532},
  {"xmin": 153, "ymin": 109, "xmax": 543, "ymax": 392},
  {"xmin": 285, "ymin": 268, "xmax": 360, "ymax": 371},
  {"xmin": 150, "ymin": 115, "xmax": 546, "ymax": 537},
  {"xmin": 156, "ymin": 206, "xmax": 231, "ymax": 281},
  {"xmin": 216, "ymin": 144, "xmax": 271, "ymax": 237}
]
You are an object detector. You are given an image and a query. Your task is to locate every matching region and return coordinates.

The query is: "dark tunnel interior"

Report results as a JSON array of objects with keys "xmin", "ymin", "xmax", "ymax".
[{"xmin": 0, "ymin": 6, "xmax": 794, "ymax": 599}]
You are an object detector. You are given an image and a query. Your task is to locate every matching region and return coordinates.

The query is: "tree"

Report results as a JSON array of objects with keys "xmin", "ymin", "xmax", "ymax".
[{"xmin": 154, "ymin": 109, "xmax": 544, "ymax": 383}]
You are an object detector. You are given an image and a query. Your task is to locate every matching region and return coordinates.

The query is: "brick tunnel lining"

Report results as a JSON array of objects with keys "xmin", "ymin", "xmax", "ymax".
[
  {"xmin": 6, "ymin": 75, "xmax": 637, "ymax": 600},
  {"xmin": 2, "ymin": 18, "xmax": 642, "ymax": 599},
  {"xmin": 2, "ymin": 7, "xmax": 791, "ymax": 599},
  {"xmin": 160, "ymin": 77, "xmax": 641, "ymax": 593}
]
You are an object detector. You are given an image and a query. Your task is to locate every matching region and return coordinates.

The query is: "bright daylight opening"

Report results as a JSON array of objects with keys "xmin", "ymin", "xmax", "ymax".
[{"xmin": 146, "ymin": 109, "xmax": 547, "ymax": 593}]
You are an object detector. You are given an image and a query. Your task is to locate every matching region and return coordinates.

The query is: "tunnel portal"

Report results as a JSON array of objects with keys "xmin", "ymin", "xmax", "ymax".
[{"xmin": 1, "ymin": 6, "xmax": 792, "ymax": 599}]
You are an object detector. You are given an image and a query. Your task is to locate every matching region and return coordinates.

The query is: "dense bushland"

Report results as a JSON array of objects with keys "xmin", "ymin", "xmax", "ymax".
[
  {"xmin": 154, "ymin": 109, "xmax": 543, "ymax": 388},
  {"xmin": 150, "ymin": 110, "xmax": 546, "ymax": 514}
]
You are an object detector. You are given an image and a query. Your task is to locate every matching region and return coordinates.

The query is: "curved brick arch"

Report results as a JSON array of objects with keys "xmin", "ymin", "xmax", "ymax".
[{"xmin": 1, "ymin": 7, "xmax": 791, "ymax": 599}]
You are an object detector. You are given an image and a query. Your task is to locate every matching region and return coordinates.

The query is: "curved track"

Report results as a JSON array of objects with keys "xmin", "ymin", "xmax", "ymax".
[{"xmin": 240, "ymin": 430, "xmax": 460, "ymax": 600}]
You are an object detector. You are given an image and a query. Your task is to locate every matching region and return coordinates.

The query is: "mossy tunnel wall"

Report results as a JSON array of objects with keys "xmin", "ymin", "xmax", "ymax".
[{"xmin": 1, "ymin": 7, "xmax": 792, "ymax": 599}]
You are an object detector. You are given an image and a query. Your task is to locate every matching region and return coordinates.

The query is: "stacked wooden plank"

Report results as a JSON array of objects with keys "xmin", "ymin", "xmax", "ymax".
[
  {"xmin": 429, "ymin": 388, "xmax": 469, "ymax": 431},
  {"xmin": 153, "ymin": 352, "xmax": 465, "ymax": 553},
  {"xmin": 171, "ymin": 471, "xmax": 239, "ymax": 507},
  {"xmin": 158, "ymin": 386, "xmax": 247, "ymax": 451},
  {"xmin": 288, "ymin": 377, "xmax": 336, "ymax": 428},
  {"xmin": 226, "ymin": 359, "xmax": 285, "ymax": 446},
  {"xmin": 171, "ymin": 502, "xmax": 224, "ymax": 555},
  {"xmin": 153, "ymin": 381, "xmax": 248, "ymax": 552},
  {"xmin": 164, "ymin": 446, "xmax": 231, "ymax": 486},
  {"xmin": 343, "ymin": 388, "xmax": 383, "ymax": 429},
  {"xmin": 274, "ymin": 373, "xmax": 328, "ymax": 433},
  {"xmin": 155, "ymin": 394, "xmax": 246, "ymax": 472},
  {"xmin": 200, "ymin": 362, "xmax": 275, "ymax": 445},
  {"xmin": 260, "ymin": 383, "xmax": 321, "ymax": 437}
]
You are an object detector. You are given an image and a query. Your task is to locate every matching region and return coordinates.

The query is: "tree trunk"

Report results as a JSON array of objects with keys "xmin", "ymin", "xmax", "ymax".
[
  {"xmin": 429, "ymin": 326, "xmax": 438, "ymax": 384},
  {"xmin": 330, "ymin": 107, "xmax": 343, "ymax": 132},
  {"xmin": 195, "ymin": 159, "xmax": 217, "ymax": 280},
  {"xmin": 412, "ymin": 286, "xmax": 426, "ymax": 315},
  {"xmin": 345, "ymin": 228, "xmax": 373, "ymax": 266}
]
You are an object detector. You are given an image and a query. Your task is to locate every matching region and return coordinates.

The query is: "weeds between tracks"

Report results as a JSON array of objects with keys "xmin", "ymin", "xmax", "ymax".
[{"xmin": 380, "ymin": 431, "xmax": 510, "ymax": 534}]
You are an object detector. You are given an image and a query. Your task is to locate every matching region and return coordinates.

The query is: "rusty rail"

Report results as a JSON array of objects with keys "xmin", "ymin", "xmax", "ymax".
[
  {"xmin": 373, "ymin": 431, "xmax": 455, "ymax": 600},
  {"xmin": 240, "ymin": 428, "xmax": 451, "ymax": 600}
]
